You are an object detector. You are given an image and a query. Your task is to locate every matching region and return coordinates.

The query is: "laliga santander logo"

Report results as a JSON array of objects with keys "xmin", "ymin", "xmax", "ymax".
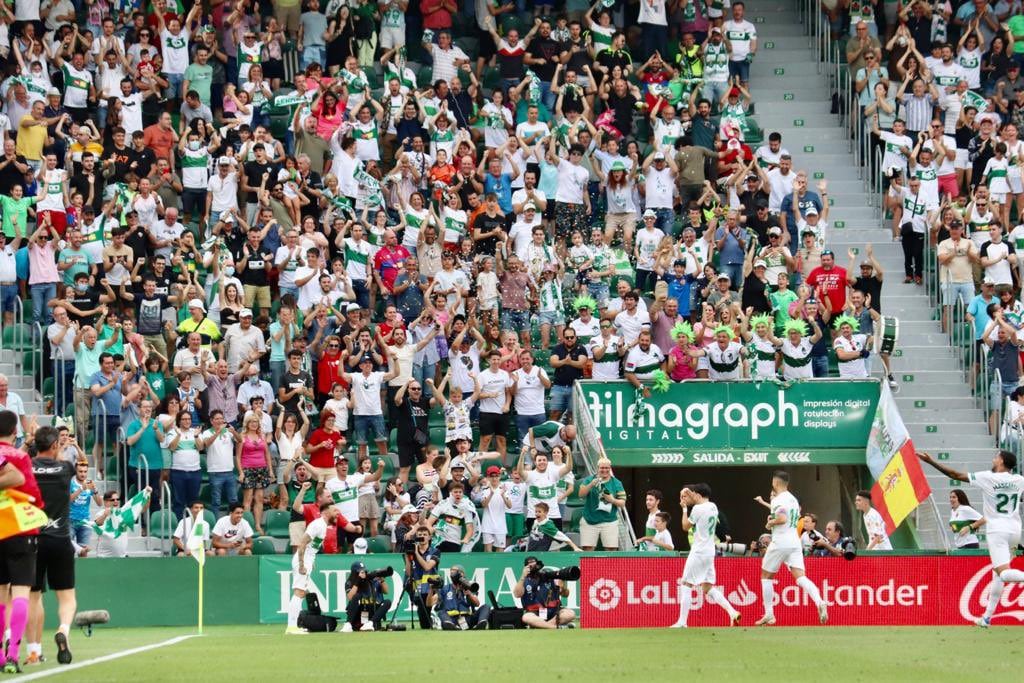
[
  {"xmin": 589, "ymin": 578, "xmax": 622, "ymax": 611},
  {"xmin": 959, "ymin": 565, "xmax": 1024, "ymax": 623}
]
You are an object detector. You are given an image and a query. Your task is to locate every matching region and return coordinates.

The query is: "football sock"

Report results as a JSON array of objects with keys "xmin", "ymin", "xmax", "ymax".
[
  {"xmin": 287, "ymin": 595, "xmax": 303, "ymax": 628},
  {"xmin": 676, "ymin": 588, "xmax": 693, "ymax": 626},
  {"xmin": 706, "ymin": 587, "xmax": 738, "ymax": 617},
  {"xmin": 984, "ymin": 574, "xmax": 1004, "ymax": 619},
  {"xmin": 6, "ymin": 597, "xmax": 28, "ymax": 663},
  {"xmin": 796, "ymin": 576, "xmax": 824, "ymax": 608},
  {"xmin": 760, "ymin": 579, "xmax": 775, "ymax": 616},
  {"xmin": 998, "ymin": 568, "xmax": 1024, "ymax": 583}
]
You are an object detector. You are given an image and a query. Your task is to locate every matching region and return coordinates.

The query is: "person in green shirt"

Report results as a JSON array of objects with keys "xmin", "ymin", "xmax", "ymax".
[
  {"xmin": 577, "ymin": 457, "xmax": 626, "ymax": 550},
  {"xmin": 769, "ymin": 271, "xmax": 799, "ymax": 334},
  {"xmin": 183, "ymin": 46, "xmax": 214, "ymax": 106},
  {"xmin": 125, "ymin": 399, "xmax": 165, "ymax": 515},
  {"xmin": 57, "ymin": 229, "xmax": 95, "ymax": 286},
  {"xmin": 0, "ymin": 184, "xmax": 38, "ymax": 238},
  {"xmin": 1009, "ymin": 14, "xmax": 1024, "ymax": 55}
]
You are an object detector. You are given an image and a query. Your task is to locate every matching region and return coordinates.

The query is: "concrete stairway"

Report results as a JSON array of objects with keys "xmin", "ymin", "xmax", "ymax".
[{"xmin": 746, "ymin": 0, "xmax": 993, "ymax": 548}]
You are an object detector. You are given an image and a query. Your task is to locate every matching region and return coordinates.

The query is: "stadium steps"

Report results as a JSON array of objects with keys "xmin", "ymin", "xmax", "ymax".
[{"xmin": 749, "ymin": 0, "xmax": 994, "ymax": 549}]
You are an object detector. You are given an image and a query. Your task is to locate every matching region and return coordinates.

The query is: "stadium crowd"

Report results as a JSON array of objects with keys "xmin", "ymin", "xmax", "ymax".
[{"xmin": 0, "ymin": 0, "xmax": 1010, "ymax": 564}]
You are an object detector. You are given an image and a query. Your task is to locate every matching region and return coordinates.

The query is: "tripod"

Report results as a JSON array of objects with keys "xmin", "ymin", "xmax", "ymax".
[{"xmin": 386, "ymin": 577, "xmax": 420, "ymax": 631}]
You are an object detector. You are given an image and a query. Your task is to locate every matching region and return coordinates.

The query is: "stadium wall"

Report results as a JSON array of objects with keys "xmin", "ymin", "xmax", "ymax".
[{"xmin": 45, "ymin": 551, "xmax": 1018, "ymax": 628}]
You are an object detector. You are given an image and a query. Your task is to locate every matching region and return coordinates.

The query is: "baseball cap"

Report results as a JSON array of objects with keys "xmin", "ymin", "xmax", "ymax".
[
  {"xmin": 768, "ymin": 226, "xmax": 782, "ymax": 236},
  {"xmin": 729, "ymin": 87, "xmax": 740, "ymax": 98},
  {"xmin": 351, "ymin": 561, "xmax": 367, "ymax": 573},
  {"xmin": 643, "ymin": 208, "xmax": 657, "ymax": 218},
  {"xmin": 610, "ymin": 160, "xmax": 627, "ymax": 172},
  {"xmin": 187, "ymin": 298, "xmax": 205, "ymax": 311},
  {"xmin": 983, "ymin": 276, "xmax": 996, "ymax": 285},
  {"xmin": 861, "ymin": 261, "xmax": 874, "ymax": 268},
  {"xmin": 239, "ymin": 308, "xmax": 253, "ymax": 318},
  {"xmin": 805, "ymin": 205, "xmax": 819, "ymax": 216},
  {"xmin": 753, "ymin": 260, "xmax": 767, "ymax": 269},
  {"xmin": 524, "ymin": 202, "xmax": 537, "ymax": 212},
  {"xmin": 401, "ymin": 504, "xmax": 419, "ymax": 515},
  {"xmin": 673, "ymin": 258, "xmax": 687, "ymax": 267},
  {"xmin": 755, "ymin": 198, "xmax": 769, "ymax": 209},
  {"xmin": 352, "ymin": 537, "xmax": 368, "ymax": 555},
  {"xmin": 345, "ymin": 302, "xmax": 362, "ymax": 313},
  {"xmin": 358, "ymin": 354, "xmax": 374, "ymax": 364},
  {"xmin": 653, "ymin": 151, "xmax": 666, "ymax": 161},
  {"xmin": 746, "ymin": 174, "xmax": 759, "ymax": 182},
  {"xmin": 717, "ymin": 273, "xmax": 731, "ymax": 281},
  {"xmin": 711, "ymin": 26, "xmax": 722, "ymax": 34},
  {"xmin": 486, "ymin": 465, "xmax": 501, "ymax": 476},
  {"xmin": 1011, "ymin": 63, "xmax": 1021, "ymax": 70},
  {"xmin": 950, "ymin": 219, "xmax": 964, "ymax": 228},
  {"xmin": 450, "ymin": 458, "xmax": 467, "ymax": 469},
  {"xmin": 47, "ymin": 87, "xmax": 60, "ymax": 97},
  {"xmin": 218, "ymin": 156, "xmax": 232, "ymax": 166}
]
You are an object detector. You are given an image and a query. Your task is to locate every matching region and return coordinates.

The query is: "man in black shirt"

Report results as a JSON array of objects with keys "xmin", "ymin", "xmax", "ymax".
[
  {"xmin": 743, "ymin": 199, "xmax": 779, "ymax": 247},
  {"xmin": 525, "ymin": 20, "xmax": 562, "ymax": 109},
  {"xmin": 472, "ymin": 196, "xmax": 506, "ymax": 255},
  {"xmin": 235, "ymin": 228, "xmax": 274, "ymax": 314},
  {"xmin": 0, "ymin": 140, "xmax": 29, "ymax": 196},
  {"xmin": 122, "ymin": 276, "xmax": 182, "ymax": 356},
  {"xmin": 122, "ymin": 219, "xmax": 153, "ymax": 271},
  {"xmin": 279, "ymin": 350, "xmax": 314, "ymax": 416},
  {"xmin": 130, "ymin": 131, "xmax": 157, "ymax": 180},
  {"xmin": 29, "ymin": 426, "xmax": 77, "ymax": 666},
  {"xmin": 848, "ymin": 246, "xmax": 884, "ymax": 313},
  {"xmin": 102, "ymin": 127, "xmax": 135, "ymax": 180},
  {"xmin": 69, "ymin": 153, "xmax": 105, "ymax": 212},
  {"xmin": 242, "ymin": 144, "xmax": 274, "ymax": 222},
  {"xmin": 549, "ymin": 328, "xmax": 587, "ymax": 422},
  {"xmin": 65, "ymin": 272, "xmax": 115, "ymax": 326},
  {"xmin": 393, "ymin": 377, "xmax": 432, "ymax": 482}
]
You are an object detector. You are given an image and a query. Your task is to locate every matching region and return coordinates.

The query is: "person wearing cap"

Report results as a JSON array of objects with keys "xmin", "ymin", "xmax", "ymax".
[
  {"xmin": 322, "ymin": 453, "xmax": 385, "ymax": 551},
  {"xmin": 937, "ymin": 219, "xmax": 979, "ymax": 326},
  {"xmin": 756, "ymin": 226, "xmax": 794, "ymax": 290},
  {"xmin": 706, "ymin": 272, "xmax": 736, "ymax": 309},
  {"xmin": 596, "ymin": 157, "xmax": 639, "ymax": 251},
  {"xmin": 234, "ymin": 227, "xmax": 275, "ymax": 316},
  {"xmin": 741, "ymin": 257, "xmax": 771, "ymax": 313},
  {"xmin": 718, "ymin": 79, "xmax": 753, "ymax": 140},
  {"xmin": 546, "ymin": 138, "xmax": 590, "ymax": 249},
  {"xmin": 476, "ymin": 465, "xmax": 513, "ymax": 551},
  {"xmin": 847, "ymin": 244, "xmax": 885, "ymax": 314},
  {"xmin": 221, "ymin": 307, "xmax": 266, "ymax": 374},
  {"xmin": 634, "ymin": 208, "xmax": 666, "ymax": 294},
  {"xmin": 806, "ymin": 249, "xmax": 850, "ymax": 313},
  {"xmin": 641, "ymin": 148, "xmax": 679, "ymax": 233},
  {"xmin": 344, "ymin": 559, "xmax": 392, "ymax": 634}
]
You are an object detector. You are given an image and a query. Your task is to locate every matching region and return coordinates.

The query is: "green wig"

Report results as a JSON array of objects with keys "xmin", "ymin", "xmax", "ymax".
[
  {"xmin": 671, "ymin": 321, "xmax": 696, "ymax": 342},
  {"xmin": 572, "ymin": 295, "xmax": 598, "ymax": 313},
  {"xmin": 713, "ymin": 325, "xmax": 735, "ymax": 340},
  {"xmin": 749, "ymin": 313, "xmax": 773, "ymax": 330},
  {"xmin": 651, "ymin": 370, "xmax": 671, "ymax": 393},
  {"xmin": 783, "ymin": 319, "xmax": 809, "ymax": 337},
  {"xmin": 833, "ymin": 314, "xmax": 860, "ymax": 332}
]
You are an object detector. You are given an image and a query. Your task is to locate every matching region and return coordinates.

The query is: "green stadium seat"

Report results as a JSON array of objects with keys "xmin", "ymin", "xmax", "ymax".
[
  {"xmin": 252, "ymin": 537, "xmax": 279, "ymax": 554},
  {"xmin": 366, "ymin": 535, "xmax": 391, "ymax": 553},
  {"xmin": 243, "ymin": 511, "xmax": 258, "ymax": 532},
  {"xmin": 416, "ymin": 67, "xmax": 434, "ymax": 88},
  {"xmin": 198, "ymin": 483, "xmax": 212, "ymax": 508},
  {"xmin": 1, "ymin": 324, "xmax": 32, "ymax": 352},
  {"xmin": 202, "ymin": 508, "xmax": 217, "ymax": 529},
  {"xmin": 42, "ymin": 376, "xmax": 54, "ymax": 401},
  {"xmin": 264, "ymin": 510, "xmax": 291, "ymax": 539},
  {"xmin": 149, "ymin": 509, "xmax": 179, "ymax": 539}
]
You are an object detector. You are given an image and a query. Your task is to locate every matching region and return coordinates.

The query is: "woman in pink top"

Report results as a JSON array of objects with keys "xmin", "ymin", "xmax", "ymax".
[
  {"xmin": 667, "ymin": 322, "xmax": 699, "ymax": 382},
  {"xmin": 235, "ymin": 414, "xmax": 274, "ymax": 535},
  {"xmin": 28, "ymin": 219, "xmax": 60, "ymax": 335},
  {"xmin": 312, "ymin": 90, "xmax": 346, "ymax": 140},
  {"xmin": 692, "ymin": 303, "xmax": 717, "ymax": 379}
]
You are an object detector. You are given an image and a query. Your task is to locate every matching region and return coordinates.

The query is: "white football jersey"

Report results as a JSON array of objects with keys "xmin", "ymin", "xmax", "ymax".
[
  {"xmin": 769, "ymin": 490, "xmax": 801, "ymax": 548},
  {"xmin": 688, "ymin": 501, "xmax": 719, "ymax": 556},
  {"xmin": 969, "ymin": 470, "xmax": 1024, "ymax": 535}
]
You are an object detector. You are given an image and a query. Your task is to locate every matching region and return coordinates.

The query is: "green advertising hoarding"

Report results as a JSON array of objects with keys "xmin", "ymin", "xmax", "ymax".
[
  {"xmin": 258, "ymin": 553, "xmax": 586, "ymax": 624},
  {"xmin": 576, "ymin": 379, "xmax": 879, "ymax": 466}
]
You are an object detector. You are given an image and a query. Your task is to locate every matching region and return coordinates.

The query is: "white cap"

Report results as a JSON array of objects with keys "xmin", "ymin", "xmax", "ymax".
[
  {"xmin": 643, "ymin": 209, "xmax": 657, "ymax": 218},
  {"xmin": 983, "ymin": 276, "xmax": 997, "ymax": 285},
  {"xmin": 401, "ymin": 504, "xmax": 419, "ymax": 515},
  {"xmin": 805, "ymin": 205, "xmax": 819, "ymax": 216},
  {"xmin": 352, "ymin": 537, "xmax": 368, "ymax": 555},
  {"xmin": 653, "ymin": 151, "xmax": 666, "ymax": 160},
  {"xmin": 450, "ymin": 458, "xmax": 467, "ymax": 469},
  {"xmin": 218, "ymin": 156, "xmax": 233, "ymax": 166},
  {"xmin": 187, "ymin": 298, "xmax": 205, "ymax": 311},
  {"xmin": 523, "ymin": 202, "xmax": 537, "ymax": 212},
  {"xmin": 753, "ymin": 260, "xmax": 767, "ymax": 269},
  {"xmin": 239, "ymin": 308, "xmax": 254, "ymax": 318}
]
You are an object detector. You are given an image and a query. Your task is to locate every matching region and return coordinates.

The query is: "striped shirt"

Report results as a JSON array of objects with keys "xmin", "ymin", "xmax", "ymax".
[{"xmin": 900, "ymin": 93, "xmax": 937, "ymax": 132}]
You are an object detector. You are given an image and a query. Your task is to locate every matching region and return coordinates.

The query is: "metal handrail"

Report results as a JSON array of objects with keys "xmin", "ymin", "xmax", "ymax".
[
  {"xmin": 161, "ymin": 479, "xmax": 172, "ymax": 556},
  {"xmin": 31, "ymin": 321, "xmax": 42, "ymax": 398},
  {"xmin": 54, "ymin": 347, "xmax": 66, "ymax": 418}
]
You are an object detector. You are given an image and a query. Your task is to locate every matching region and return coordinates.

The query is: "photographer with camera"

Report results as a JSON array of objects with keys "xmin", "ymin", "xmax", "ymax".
[
  {"xmin": 343, "ymin": 562, "xmax": 393, "ymax": 632},
  {"xmin": 403, "ymin": 524, "xmax": 441, "ymax": 629},
  {"xmin": 513, "ymin": 556, "xmax": 578, "ymax": 629},
  {"xmin": 435, "ymin": 564, "xmax": 490, "ymax": 630},
  {"xmin": 810, "ymin": 521, "xmax": 857, "ymax": 560}
]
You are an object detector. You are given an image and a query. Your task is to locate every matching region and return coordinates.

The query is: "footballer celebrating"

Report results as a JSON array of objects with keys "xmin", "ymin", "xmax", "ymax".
[
  {"xmin": 757, "ymin": 471, "xmax": 829, "ymax": 626},
  {"xmin": 671, "ymin": 484, "xmax": 741, "ymax": 628},
  {"xmin": 918, "ymin": 449, "xmax": 1024, "ymax": 627},
  {"xmin": 285, "ymin": 502, "xmax": 362, "ymax": 634}
]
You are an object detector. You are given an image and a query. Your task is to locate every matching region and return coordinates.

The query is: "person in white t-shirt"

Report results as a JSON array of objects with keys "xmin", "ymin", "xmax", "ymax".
[
  {"xmin": 212, "ymin": 503, "xmax": 255, "ymax": 555},
  {"xmin": 476, "ymin": 349, "xmax": 512, "ymax": 461},
  {"xmin": 475, "ymin": 465, "xmax": 512, "ymax": 551},
  {"xmin": 341, "ymin": 354, "xmax": 400, "ymax": 457},
  {"xmin": 854, "ymin": 491, "xmax": 892, "ymax": 551}
]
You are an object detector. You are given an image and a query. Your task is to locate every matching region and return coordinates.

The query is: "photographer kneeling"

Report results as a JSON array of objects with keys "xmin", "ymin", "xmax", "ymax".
[
  {"xmin": 344, "ymin": 562, "xmax": 393, "ymax": 632},
  {"xmin": 436, "ymin": 564, "xmax": 490, "ymax": 630},
  {"xmin": 403, "ymin": 524, "xmax": 441, "ymax": 628},
  {"xmin": 513, "ymin": 556, "xmax": 578, "ymax": 629},
  {"xmin": 809, "ymin": 521, "xmax": 857, "ymax": 559}
]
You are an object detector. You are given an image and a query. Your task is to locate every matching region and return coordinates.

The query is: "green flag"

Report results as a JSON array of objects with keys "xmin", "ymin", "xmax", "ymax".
[
  {"xmin": 92, "ymin": 487, "xmax": 151, "ymax": 539},
  {"xmin": 187, "ymin": 517, "xmax": 209, "ymax": 566}
]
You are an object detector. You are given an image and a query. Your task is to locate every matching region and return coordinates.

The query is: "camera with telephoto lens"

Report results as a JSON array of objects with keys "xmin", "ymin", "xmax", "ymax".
[
  {"xmin": 839, "ymin": 537, "xmax": 857, "ymax": 561},
  {"xmin": 426, "ymin": 576, "xmax": 445, "ymax": 589},
  {"xmin": 365, "ymin": 566, "xmax": 394, "ymax": 581},
  {"xmin": 534, "ymin": 562, "xmax": 582, "ymax": 583},
  {"xmin": 449, "ymin": 567, "xmax": 479, "ymax": 594}
]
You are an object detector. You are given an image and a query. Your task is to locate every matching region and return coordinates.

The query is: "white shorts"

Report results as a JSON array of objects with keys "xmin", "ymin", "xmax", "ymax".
[
  {"xmin": 761, "ymin": 543, "xmax": 805, "ymax": 574},
  {"xmin": 991, "ymin": 192, "xmax": 1008, "ymax": 205},
  {"xmin": 1010, "ymin": 171, "xmax": 1024, "ymax": 195},
  {"xmin": 987, "ymin": 530, "xmax": 1022, "ymax": 567},
  {"xmin": 954, "ymin": 148, "xmax": 971, "ymax": 170},
  {"xmin": 482, "ymin": 532, "xmax": 506, "ymax": 548},
  {"xmin": 291, "ymin": 557, "xmax": 311, "ymax": 592},
  {"xmin": 579, "ymin": 518, "xmax": 619, "ymax": 549},
  {"xmin": 682, "ymin": 552, "xmax": 716, "ymax": 586},
  {"xmin": 380, "ymin": 26, "xmax": 405, "ymax": 50}
]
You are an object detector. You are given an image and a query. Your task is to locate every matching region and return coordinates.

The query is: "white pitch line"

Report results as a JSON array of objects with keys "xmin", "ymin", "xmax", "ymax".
[{"xmin": 16, "ymin": 634, "xmax": 198, "ymax": 680}]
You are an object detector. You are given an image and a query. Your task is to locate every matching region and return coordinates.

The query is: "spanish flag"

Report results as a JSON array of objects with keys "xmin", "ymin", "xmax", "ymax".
[{"xmin": 865, "ymin": 382, "xmax": 931, "ymax": 534}]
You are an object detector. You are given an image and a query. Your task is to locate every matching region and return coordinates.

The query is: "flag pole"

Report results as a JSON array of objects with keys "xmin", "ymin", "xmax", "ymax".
[{"xmin": 198, "ymin": 558, "xmax": 204, "ymax": 635}]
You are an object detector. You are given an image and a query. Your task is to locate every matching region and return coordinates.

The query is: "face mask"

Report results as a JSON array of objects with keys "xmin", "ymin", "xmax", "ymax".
[
  {"xmin": 75, "ymin": 283, "xmax": 88, "ymax": 292},
  {"xmin": 188, "ymin": 141, "xmax": 201, "ymax": 151},
  {"xmin": 31, "ymin": 70, "xmax": 41, "ymax": 78}
]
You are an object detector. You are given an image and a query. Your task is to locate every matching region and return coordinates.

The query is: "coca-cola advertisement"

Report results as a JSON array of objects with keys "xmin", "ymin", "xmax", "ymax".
[{"xmin": 580, "ymin": 555, "xmax": 1024, "ymax": 627}]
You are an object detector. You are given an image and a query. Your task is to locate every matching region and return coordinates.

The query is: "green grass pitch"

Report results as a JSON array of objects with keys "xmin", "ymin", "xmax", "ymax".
[{"xmin": 15, "ymin": 625, "xmax": 1024, "ymax": 681}]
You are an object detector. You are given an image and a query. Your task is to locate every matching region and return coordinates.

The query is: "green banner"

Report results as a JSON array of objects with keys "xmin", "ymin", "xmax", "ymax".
[
  {"xmin": 258, "ymin": 552, "xmax": 588, "ymax": 624},
  {"xmin": 577, "ymin": 380, "xmax": 879, "ymax": 467}
]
